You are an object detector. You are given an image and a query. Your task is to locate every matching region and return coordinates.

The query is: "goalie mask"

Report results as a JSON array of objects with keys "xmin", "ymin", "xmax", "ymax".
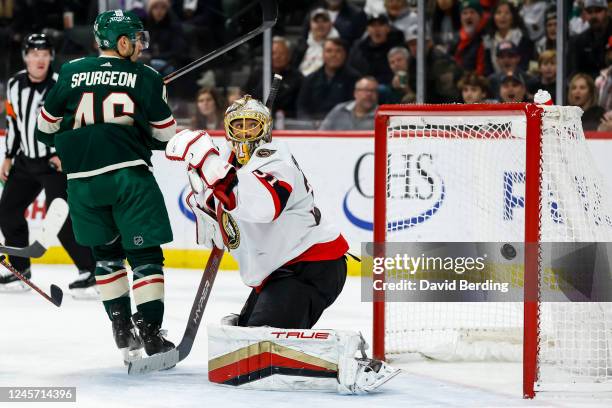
[{"xmin": 224, "ymin": 95, "xmax": 272, "ymax": 165}]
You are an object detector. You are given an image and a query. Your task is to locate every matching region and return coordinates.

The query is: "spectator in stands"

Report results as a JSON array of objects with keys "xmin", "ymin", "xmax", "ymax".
[
  {"xmin": 381, "ymin": 46, "xmax": 415, "ymax": 103},
  {"xmin": 569, "ymin": 0, "xmax": 612, "ymax": 79},
  {"xmin": 0, "ymin": 0, "xmax": 18, "ymax": 79},
  {"xmin": 568, "ymin": 73, "xmax": 605, "ymax": 131},
  {"xmin": 570, "ymin": 1, "xmax": 591, "ymax": 37},
  {"xmin": 365, "ymin": 0, "xmax": 387, "ymax": 16},
  {"xmin": 191, "ymin": 87, "xmax": 226, "ymax": 130},
  {"xmin": 172, "ymin": 0, "xmax": 224, "ymax": 55},
  {"xmin": 482, "ymin": 1, "xmax": 534, "ymax": 75},
  {"xmin": 305, "ymin": 0, "xmax": 367, "ymax": 47},
  {"xmin": 297, "ymin": 38, "xmax": 360, "ymax": 121},
  {"xmin": 597, "ymin": 110, "xmax": 612, "ymax": 131},
  {"xmin": 531, "ymin": 50, "xmax": 557, "ymax": 103},
  {"xmin": 319, "ymin": 76, "xmax": 379, "ymax": 130},
  {"xmin": 294, "ymin": 8, "xmax": 339, "ymax": 77},
  {"xmin": 458, "ymin": 72, "xmax": 489, "ymax": 103},
  {"xmin": 498, "ymin": 71, "xmax": 530, "ymax": 103},
  {"xmin": 347, "ymin": 14, "xmax": 404, "ymax": 85},
  {"xmin": 0, "ymin": 82, "xmax": 5, "ymax": 116},
  {"xmin": 432, "ymin": 0, "xmax": 461, "ymax": 54},
  {"xmin": 452, "ymin": 0, "xmax": 487, "ymax": 76},
  {"xmin": 405, "ymin": 25, "xmax": 463, "ymax": 103},
  {"xmin": 10, "ymin": 1, "xmax": 65, "ymax": 43},
  {"xmin": 226, "ymin": 87, "xmax": 243, "ymax": 106},
  {"xmin": 384, "ymin": 0, "xmax": 417, "ymax": 38},
  {"xmin": 245, "ymin": 36, "xmax": 303, "ymax": 119},
  {"xmin": 487, "ymin": 41, "xmax": 535, "ymax": 100},
  {"xmin": 535, "ymin": 5, "xmax": 556, "ymax": 55},
  {"xmin": 143, "ymin": 0, "xmax": 188, "ymax": 77},
  {"xmin": 520, "ymin": 0, "xmax": 549, "ymax": 42},
  {"xmin": 596, "ymin": 37, "xmax": 612, "ymax": 111}
]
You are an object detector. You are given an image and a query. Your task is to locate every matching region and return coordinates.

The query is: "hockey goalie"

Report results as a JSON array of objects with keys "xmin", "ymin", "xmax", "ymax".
[{"xmin": 166, "ymin": 95, "xmax": 399, "ymax": 393}]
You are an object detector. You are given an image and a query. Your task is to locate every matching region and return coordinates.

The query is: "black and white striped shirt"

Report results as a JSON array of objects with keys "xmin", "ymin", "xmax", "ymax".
[{"xmin": 5, "ymin": 69, "xmax": 58, "ymax": 159}]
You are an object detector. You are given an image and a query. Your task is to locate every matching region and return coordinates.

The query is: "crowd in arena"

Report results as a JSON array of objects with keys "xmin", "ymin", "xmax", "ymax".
[{"xmin": 2, "ymin": 0, "xmax": 612, "ymax": 131}]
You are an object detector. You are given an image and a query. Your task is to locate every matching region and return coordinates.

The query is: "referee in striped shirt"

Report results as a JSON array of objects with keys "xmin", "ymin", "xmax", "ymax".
[{"xmin": 0, "ymin": 34, "xmax": 96, "ymax": 297}]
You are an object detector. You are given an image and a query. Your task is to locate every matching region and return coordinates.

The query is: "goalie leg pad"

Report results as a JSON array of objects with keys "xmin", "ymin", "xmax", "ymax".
[{"xmin": 207, "ymin": 325, "xmax": 399, "ymax": 393}]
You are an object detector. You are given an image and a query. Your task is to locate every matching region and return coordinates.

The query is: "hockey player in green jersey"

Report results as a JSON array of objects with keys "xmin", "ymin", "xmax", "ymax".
[{"xmin": 35, "ymin": 9, "xmax": 177, "ymax": 364}]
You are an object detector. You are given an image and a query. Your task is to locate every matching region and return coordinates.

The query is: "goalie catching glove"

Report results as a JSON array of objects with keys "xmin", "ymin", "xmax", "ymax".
[{"xmin": 166, "ymin": 129, "xmax": 235, "ymax": 192}]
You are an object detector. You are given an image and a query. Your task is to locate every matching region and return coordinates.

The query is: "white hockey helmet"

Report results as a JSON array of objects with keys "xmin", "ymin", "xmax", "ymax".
[{"xmin": 224, "ymin": 95, "xmax": 272, "ymax": 165}]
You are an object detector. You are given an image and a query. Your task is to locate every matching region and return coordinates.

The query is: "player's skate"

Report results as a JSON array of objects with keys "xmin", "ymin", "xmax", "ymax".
[
  {"xmin": 0, "ymin": 268, "xmax": 31, "ymax": 292},
  {"xmin": 68, "ymin": 271, "xmax": 99, "ymax": 300},
  {"xmin": 110, "ymin": 304, "xmax": 143, "ymax": 365},
  {"xmin": 132, "ymin": 312, "xmax": 175, "ymax": 357}
]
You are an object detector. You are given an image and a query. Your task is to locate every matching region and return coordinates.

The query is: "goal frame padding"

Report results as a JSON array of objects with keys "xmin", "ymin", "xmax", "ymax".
[{"xmin": 372, "ymin": 103, "xmax": 544, "ymax": 399}]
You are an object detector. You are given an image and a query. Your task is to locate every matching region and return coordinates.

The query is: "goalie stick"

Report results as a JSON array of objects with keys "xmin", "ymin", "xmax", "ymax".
[
  {"xmin": 128, "ymin": 72, "xmax": 284, "ymax": 376},
  {"xmin": 0, "ymin": 198, "xmax": 69, "ymax": 258},
  {"xmin": 163, "ymin": 0, "xmax": 278, "ymax": 85},
  {"xmin": 0, "ymin": 255, "xmax": 63, "ymax": 307}
]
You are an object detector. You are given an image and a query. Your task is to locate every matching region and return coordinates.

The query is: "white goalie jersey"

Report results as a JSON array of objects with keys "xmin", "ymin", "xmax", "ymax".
[{"xmin": 193, "ymin": 139, "xmax": 348, "ymax": 288}]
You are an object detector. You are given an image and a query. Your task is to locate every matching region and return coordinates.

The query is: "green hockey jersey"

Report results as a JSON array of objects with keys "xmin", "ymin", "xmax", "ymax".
[{"xmin": 35, "ymin": 55, "xmax": 176, "ymax": 179}]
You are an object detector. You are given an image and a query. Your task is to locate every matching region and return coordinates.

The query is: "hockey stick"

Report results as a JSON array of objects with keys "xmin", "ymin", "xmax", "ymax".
[
  {"xmin": 0, "ymin": 198, "xmax": 69, "ymax": 258},
  {"xmin": 162, "ymin": 0, "xmax": 278, "ymax": 85},
  {"xmin": 128, "ymin": 72, "xmax": 284, "ymax": 375},
  {"xmin": 0, "ymin": 255, "xmax": 63, "ymax": 307},
  {"xmin": 266, "ymin": 74, "xmax": 283, "ymax": 110},
  {"xmin": 128, "ymin": 246, "xmax": 224, "ymax": 374}
]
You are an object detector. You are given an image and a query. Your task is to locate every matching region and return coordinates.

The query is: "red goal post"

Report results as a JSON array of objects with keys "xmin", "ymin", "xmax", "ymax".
[{"xmin": 372, "ymin": 102, "xmax": 612, "ymax": 399}]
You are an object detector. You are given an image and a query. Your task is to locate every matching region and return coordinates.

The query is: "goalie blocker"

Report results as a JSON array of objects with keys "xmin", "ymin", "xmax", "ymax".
[{"xmin": 208, "ymin": 324, "xmax": 400, "ymax": 393}]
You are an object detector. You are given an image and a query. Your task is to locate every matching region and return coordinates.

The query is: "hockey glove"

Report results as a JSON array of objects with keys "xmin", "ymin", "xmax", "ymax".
[
  {"xmin": 187, "ymin": 192, "xmax": 224, "ymax": 250},
  {"xmin": 166, "ymin": 129, "xmax": 234, "ymax": 190}
]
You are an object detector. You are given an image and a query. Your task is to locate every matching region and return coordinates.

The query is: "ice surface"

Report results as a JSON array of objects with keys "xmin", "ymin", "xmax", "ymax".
[{"xmin": 1, "ymin": 265, "xmax": 610, "ymax": 408}]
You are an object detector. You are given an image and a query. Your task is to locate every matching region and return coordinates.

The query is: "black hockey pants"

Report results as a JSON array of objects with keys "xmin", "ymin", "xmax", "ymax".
[{"xmin": 238, "ymin": 255, "xmax": 347, "ymax": 328}]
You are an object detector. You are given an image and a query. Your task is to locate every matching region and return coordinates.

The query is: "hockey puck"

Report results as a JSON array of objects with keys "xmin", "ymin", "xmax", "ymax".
[{"xmin": 500, "ymin": 244, "xmax": 517, "ymax": 260}]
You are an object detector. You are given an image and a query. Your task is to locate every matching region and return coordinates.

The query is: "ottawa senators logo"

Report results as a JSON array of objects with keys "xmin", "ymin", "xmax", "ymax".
[
  {"xmin": 220, "ymin": 211, "xmax": 240, "ymax": 250},
  {"xmin": 255, "ymin": 148, "xmax": 276, "ymax": 158}
]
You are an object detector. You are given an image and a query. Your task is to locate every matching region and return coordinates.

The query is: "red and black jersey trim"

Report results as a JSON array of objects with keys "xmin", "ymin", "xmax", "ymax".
[
  {"xmin": 212, "ymin": 168, "xmax": 238, "ymax": 211},
  {"xmin": 205, "ymin": 192, "xmax": 216, "ymax": 212},
  {"xmin": 253, "ymin": 170, "xmax": 293, "ymax": 220}
]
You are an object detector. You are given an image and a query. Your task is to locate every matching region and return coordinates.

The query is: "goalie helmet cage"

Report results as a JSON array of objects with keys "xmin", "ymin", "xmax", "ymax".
[{"xmin": 372, "ymin": 103, "xmax": 612, "ymax": 398}]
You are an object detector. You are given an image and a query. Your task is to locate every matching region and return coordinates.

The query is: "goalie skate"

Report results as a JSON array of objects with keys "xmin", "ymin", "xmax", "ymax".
[
  {"xmin": 351, "ymin": 358, "xmax": 401, "ymax": 393},
  {"xmin": 338, "ymin": 333, "xmax": 401, "ymax": 393}
]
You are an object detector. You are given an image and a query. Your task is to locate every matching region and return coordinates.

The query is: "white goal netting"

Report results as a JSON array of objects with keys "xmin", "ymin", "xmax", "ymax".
[{"xmin": 380, "ymin": 105, "xmax": 612, "ymax": 391}]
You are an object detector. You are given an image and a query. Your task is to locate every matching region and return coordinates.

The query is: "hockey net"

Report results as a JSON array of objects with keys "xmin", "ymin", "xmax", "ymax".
[{"xmin": 373, "ymin": 103, "xmax": 612, "ymax": 397}]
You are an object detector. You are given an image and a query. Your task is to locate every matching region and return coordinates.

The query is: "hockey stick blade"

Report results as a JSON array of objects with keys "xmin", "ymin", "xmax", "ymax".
[
  {"xmin": 0, "ymin": 198, "xmax": 69, "ymax": 259},
  {"xmin": 128, "ymin": 247, "xmax": 224, "ymax": 375},
  {"xmin": 128, "ymin": 349, "xmax": 179, "ymax": 375},
  {"xmin": 0, "ymin": 255, "xmax": 63, "ymax": 307},
  {"xmin": 0, "ymin": 241, "xmax": 46, "ymax": 258},
  {"xmin": 163, "ymin": 0, "xmax": 278, "ymax": 84},
  {"xmin": 50, "ymin": 284, "xmax": 63, "ymax": 307}
]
